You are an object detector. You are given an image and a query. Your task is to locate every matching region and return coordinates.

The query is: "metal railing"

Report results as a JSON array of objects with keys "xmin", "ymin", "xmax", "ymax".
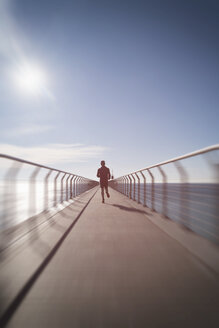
[
  {"xmin": 109, "ymin": 145, "xmax": 219, "ymax": 244},
  {"xmin": 0, "ymin": 153, "xmax": 98, "ymax": 234}
]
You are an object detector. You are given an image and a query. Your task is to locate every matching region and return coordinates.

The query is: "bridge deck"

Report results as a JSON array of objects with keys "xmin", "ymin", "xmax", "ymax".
[{"xmin": 2, "ymin": 187, "xmax": 219, "ymax": 327}]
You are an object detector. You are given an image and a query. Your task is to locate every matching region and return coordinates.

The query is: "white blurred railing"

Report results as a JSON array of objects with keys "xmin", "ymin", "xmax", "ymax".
[{"xmin": 109, "ymin": 145, "xmax": 219, "ymax": 244}]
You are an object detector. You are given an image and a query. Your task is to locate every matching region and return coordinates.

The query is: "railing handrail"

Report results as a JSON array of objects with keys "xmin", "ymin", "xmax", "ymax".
[
  {"xmin": 0, "ymin": 153, "xmax": 90, "ymax": 181},
  {"xmin": 118, "ymin": 144, "xmax": 219, "ymax": 178}
]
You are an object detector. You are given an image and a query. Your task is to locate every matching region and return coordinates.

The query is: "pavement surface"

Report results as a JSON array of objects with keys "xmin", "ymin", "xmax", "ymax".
[{"xmin": 1, "ymin": 187, "xmax": 219, "ymax": 328}]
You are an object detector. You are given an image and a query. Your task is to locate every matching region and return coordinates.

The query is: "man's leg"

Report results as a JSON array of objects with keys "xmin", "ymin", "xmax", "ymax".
[
  {"xmin": 101, "ymin": 187, "xmax": 105, "ymax": 203},
  {"xmin": 105, "ymin": 186, "xmax": 110, "ymax": 198}
]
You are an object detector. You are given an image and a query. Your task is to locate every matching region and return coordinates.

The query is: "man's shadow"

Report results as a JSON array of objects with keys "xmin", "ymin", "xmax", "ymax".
[{"xmin": 107, "ymin": 203, "xmax": 148, "ymax": 215}]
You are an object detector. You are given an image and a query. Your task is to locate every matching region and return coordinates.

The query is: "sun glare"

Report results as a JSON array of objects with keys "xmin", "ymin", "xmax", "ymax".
[{"xmin": 13, "ymin": 63, "xmax": 46, "ymax": 95}]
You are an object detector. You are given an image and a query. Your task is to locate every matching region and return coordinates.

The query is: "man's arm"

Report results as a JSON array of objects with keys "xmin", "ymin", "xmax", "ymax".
[
  {"xmin": 97, "ymin": 169, "xmax": 100, "ymax": 178},
  {"xmin": 108, "ymin": 168, "xmax": 111, "ymax": 180}
]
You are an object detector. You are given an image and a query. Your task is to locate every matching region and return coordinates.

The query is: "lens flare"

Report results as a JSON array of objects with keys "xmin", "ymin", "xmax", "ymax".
[{"xmin": 13, "ymin": 63, "xmax": 46, "ymax": 95}]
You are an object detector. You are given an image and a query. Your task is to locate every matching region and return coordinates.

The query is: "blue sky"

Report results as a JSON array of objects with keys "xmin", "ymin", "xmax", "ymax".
[{"xmin": 0, "ymin": 0, "xmax": 219, "ymax": 179}]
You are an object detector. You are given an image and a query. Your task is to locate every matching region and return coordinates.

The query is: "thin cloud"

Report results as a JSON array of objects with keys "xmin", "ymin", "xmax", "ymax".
[
  {"xmin": 0, "ymin": 143, "xmax": 107, "ymax": 165},
  {"xmin": 4, "ymin": 124, "xmax": 54, "ymax": 137}
]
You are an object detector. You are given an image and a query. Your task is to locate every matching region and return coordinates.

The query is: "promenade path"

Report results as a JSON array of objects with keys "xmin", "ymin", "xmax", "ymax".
[{"xmin": 1, "ymin": 187, "xmax": 219, "ymax": 328}]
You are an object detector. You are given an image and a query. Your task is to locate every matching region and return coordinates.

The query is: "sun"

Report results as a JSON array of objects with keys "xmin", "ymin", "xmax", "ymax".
[{"xmin": 13, "ymin": 62, "xmax": 47, "ymax": 95}]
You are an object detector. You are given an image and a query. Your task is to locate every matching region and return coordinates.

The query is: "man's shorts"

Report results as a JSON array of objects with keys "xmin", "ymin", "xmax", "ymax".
[{"xmin": 100, "ymin": 181, "xmax": 108, "ymax": 188}]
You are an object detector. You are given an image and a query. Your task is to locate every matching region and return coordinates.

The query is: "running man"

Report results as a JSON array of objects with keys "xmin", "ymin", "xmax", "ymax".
[{"xmin": 97, "ymin": 160, "xmax": 111, "ymax": 203}]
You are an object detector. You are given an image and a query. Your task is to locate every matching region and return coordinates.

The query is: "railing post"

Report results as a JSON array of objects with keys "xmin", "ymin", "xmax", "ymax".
[
  {"xmin": 123, "ymin": 176, "xmax": 126, "ymax": 194},
  {"xmin": 75, "ymin": 176, "xmax": 79, "ymax": 196},
  {"xmin": 206, "ymin": 159, "xmax": 219, "ymax": 225},
  {"xmin": 174, "ymin": 161, "xmax": 189, "ymax": 226},
  {"xmin": 77, "ymin": 177, "xmax": 79, "ymax": 195},
  {"xmin": 76, "ymin": 176, "xmax": 79, "ymax": 196},
  {"xmin": 78, "ymin": 177, "xmax": 82, "ymax": 195},
  {"xmin": 54, "ymin": 171, "xmax": 60, "ymax": 207},
  {"xmin": 80, "ymin": 177, "xmax": 83, "ymax": 194},
  {"xmin": 66, "ymin": 174, "xmax": 71, "ymax": 201},
  {"xmin": 29, "ymin": 167, "xmax": 40, "ymax": 217},
  {"xmin": 131, "ymin": 174, "xmax": 136, "ymax": 201},
  {"xmin": 74, "ymin": 176, "xmax": 77, "ymax": 196},
  {"xmin": 121, "ymin": 177, "xmax": 124, "ymax": 194},
  {"xmin": 148, "ymin": 169, "xmax": 155, "ymax": 211},
  {"xmin": 135, "ymin": 173, "xmax": 140, "ymax": 204},
  {"xmin": 81, "ymin": 177, "xmax": 83, "ymax": 194},
  {"xmin": 128, "ymin": 175, "xmax": 132, "ymax": 199},
  {"xmin": 122, "ymin": 176, "xmax": 125, "ymax": 194},
  {"xmin": 61, "ymin": 173, "xmax": 66, "ymax": 203},
  {"xmin": 2, "ymin": 162, "xmax": 22, "ymax": 244},
  {"xmin": 120, "ymin": 177, "xmax": 123, "ymax": 193},
  {"xmin": 140, "ymin": 171, "xmax": 146, "ymax": 207},
  {"xmin": 70, "ymin": 175, "xmax": 74, "ymax": 199},
  {"xmin": 158, "ymin": 166, "xmax": 167, "ymax": 217},
  {"xmin": 73, "ymin": 176, "xmax": 77, "ymax": 197},
  {"xmin": 122, "ymin": 177, "xmax": 125, "ymax": 195},
  {"xmin": 118, "ymin": 178, "xmax": 121, "ymax": 193},
  {"xmin": 44, "ymin": 169, "xmax": 52, "ymax": 212},
  {"xmin": 125, "ymin": 176, "xmax": 129, "ymax": 196},
  {"xmin": 80, "ymin": 177, "xmax": 84, "ymax": 194}
]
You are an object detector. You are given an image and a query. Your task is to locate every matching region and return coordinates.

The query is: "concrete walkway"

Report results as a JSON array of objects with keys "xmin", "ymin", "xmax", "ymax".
[{"xmin": 3, "ymin": 188, "xmax": 219, "ymax": 327}]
